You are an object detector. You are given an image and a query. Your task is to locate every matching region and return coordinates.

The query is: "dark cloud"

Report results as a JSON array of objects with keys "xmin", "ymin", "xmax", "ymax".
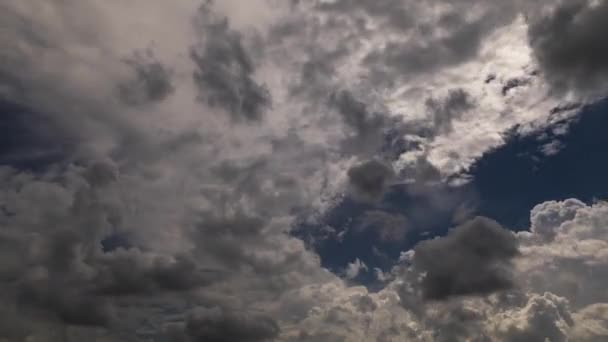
[
  {"xmin": 426, "ymin": 88, "xmax": 474, "ymax": 135},
  {"xmin": 119, "ymin": 50, "xmax": 175, "ymax": 105},
  {"xmin": 330, "ymin": 90, "xmax": 392, "ymax": 155},
  {"xmin": 397, "ymin": 156, "xmax": 443, "ymax": 183},
  {"xmin": 353, "ymin": 294, "xmax": 377, "ymax": 313},
  {"xmin": 528, "ymin": 0, "xmax": 608, "ymax": 94},
  {"xmin": 191, "ymin": 7, "xmax": 271, "ymax": 122},
  {"xmin": 499, "ymin": 293, "xmax": 573, "ymax": 342},
  {"xmin": 425, "ymin": 304, "xmax": 490, "ymax": 342},
  {"xmin": 362, "ymin": 12, "xmax": 502, "ymax": 82},
  {"xmin": 347, "ymin": 159, "xmax": 395, "ymax": 201},
  {"xmin": 289, "ymin": 58, "xmax": 335, "ymax": 99},
  {"xmin": 94, "ymin": 249, "xmax": 222, "ymax": 296},
  {"xmin": 175, "ymin": 308, "xmax": 280, "ymax": 342},
  {"xmin": 83, "ymin": 160, "xmax": 118, "ymax": 187},
  {"xmin": 413, "ymin": 216, "xmax": 519, "ymax": 300},
  {"xmin": 18, "ymin": 285, "xmax": 112, "ymax": 327},
  {"xmin": 501, "ymin": 77, "xmax": 531, "ymax": 96}
]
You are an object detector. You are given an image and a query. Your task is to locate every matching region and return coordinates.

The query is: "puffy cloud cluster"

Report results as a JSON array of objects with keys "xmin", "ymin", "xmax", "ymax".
[
  {"xmin": 285, "ymin": 200, "xmax": 608, "ymax": 341},
  {"xmin": 0, "ymin": 0, "xmax": 607, "ymax": 341}
]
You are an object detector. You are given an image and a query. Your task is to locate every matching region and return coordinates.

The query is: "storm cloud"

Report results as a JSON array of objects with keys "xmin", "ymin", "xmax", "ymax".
[
  {"xmin": 413, "ymin": 216, "xmax": 520, "ymax": 300},
  {"xmin": 528, "ymin": 0, "xmax": 608, "ymax": 94},
  {"xmin": 119, "ymin": 50, "xmax": 175, "ymax": 105}
]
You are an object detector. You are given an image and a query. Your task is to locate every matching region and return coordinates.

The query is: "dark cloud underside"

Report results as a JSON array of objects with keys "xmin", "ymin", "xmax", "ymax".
[
  {"xmin": 119, "ymin": 50, "xmax": 174, "ymax": 105},
  {"xmin": 413, "ymin": 216, "xmax": 519, "ymax": 300},
  {"xmin": 191, "ymin": 7, "xmax": 271, "ymax": 122},
  {"xmin": 347, "ymin": 159, "xmax": 394, "ymax": 202},
  {"xmin": 528, "ymin": 0, "xmax": 608, "ymax": 94}
]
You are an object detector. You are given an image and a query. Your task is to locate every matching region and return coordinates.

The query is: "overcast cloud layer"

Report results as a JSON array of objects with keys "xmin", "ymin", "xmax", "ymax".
[{"xmin": 1, "ymin": 0, "xmax": 608, "ymax": 341}]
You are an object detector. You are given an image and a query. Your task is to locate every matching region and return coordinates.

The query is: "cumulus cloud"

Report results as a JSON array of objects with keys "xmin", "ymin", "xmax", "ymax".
[
  {"xmin": 119, "ymin": 49, "xmax": 175, "ymax": 105},
  {"xmin": 425, "ymin": 88, "xmax": 474, "ymax": 135},
  {"xmin": 287, "ymin": 199, "xmax": 608, "ymax": 341},
  {"xmin": 493, "ymin": 292, "xmax": 573, "ymax": 342},
  {"xmin": 413, "ymin": 216, "xmax": 520, "ymax": 300}
]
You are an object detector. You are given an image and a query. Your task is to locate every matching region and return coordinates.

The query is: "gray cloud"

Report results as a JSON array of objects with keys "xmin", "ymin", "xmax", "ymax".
[
  {"xmin": 413, "ymin": 216, "xmax": 519, "ymax": 300},
  {"xmin": 363, "ymin": 19, "xmax": 485, "ymax": 78},
  {"xmin": 501, "ymin": 77, "xmax": 532, "ymax": 96},
  {"xmin": 528, "ymin": 0, "xmax": 608, "ymax": 94},
  {"xmin": 93, "ymin": 250, "xmax": 223, "ymax": 296},
  {"xmin": 119, "ymin": 50, "xmax": 175, "ymax": 105},
  {"xmin": 347, "ymin": 159, "xmax": 395, "ymax": 201},
  {"xmin": 83, "ymin": 160, "xmax": 118, "ymax": 187},
  {"xmin": 191, "ymin": 6, "xmax": 271, "ymax": 122},
  {"xmin": 330, "ymin": 90, "xmax": 389, "ymax": 155},
  {"xmin": 361, "ymin": 5, "xmax": 517, "ymax": 84},
  {"xmin": 18, "ymin": 284, "xmax": 112, "ymax": 327},
  {"xmin": 425, "ymin": 88, "xmax": 474, "ymax": 135},
  {"xmin": 169, "ymin": 307, "xmax": 280, "ymax": 342}
]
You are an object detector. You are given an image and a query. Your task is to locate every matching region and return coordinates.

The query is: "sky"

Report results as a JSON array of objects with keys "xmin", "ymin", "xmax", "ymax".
[{"xmin": 1, "ymin": 0, "xmax": 608, "ymax": 341}]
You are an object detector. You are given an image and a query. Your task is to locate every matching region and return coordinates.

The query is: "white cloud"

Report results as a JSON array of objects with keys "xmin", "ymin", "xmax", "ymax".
[{"xmin": 345, "ymin": 258, "xmax": 368, "ymax": 279}]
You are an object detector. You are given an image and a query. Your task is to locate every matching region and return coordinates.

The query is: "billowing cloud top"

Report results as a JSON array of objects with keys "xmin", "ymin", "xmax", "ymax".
[{"xmin": 0, "ymin": 0, "xmax": 607, "ymax": 341}]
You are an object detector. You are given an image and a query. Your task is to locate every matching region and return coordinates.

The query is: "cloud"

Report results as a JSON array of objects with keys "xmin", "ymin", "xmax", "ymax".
[
  {"xmin": 119, "ymin": 49, "xmax": 175, "ymax": 105},
  {"xmin": 501, "ymin": 76, "xmax": 532, "ymax": 96},
  {"xmin": 425, "ymin": 88, "xmax": 474, "ymax": 135},
  {"xmin": 517, "ymin": 200, "xmax": 608, "ymax": 308},
  {"xmin": 191, "ymin": 4, "xmax": 271, "ymax": 122},
  {"xmin": 281, "ymin": 198, "xmax": 608, "ymax": 341},
  {"xmin": 528, "ymin": 0, "xmax": 608, "ymax": 95},
  {"xmin": 93, "ymin": 249, "xmax": 223, "ymax": 296},
  {"xmin": 358, "ymin": 1, "xmax": 520, "ymax": 83},
  {"xmin": 167, "ymin": 307, "xmax": 280, "ymax": 342},
  {"xmin": 571, "ymin": 303, "xmax": 608, "ymax": 341},
  {"xmin": 494, "ymin": 292, "xmax": 573, "ymax": 342},
  {"xmin": 19, "ymin": 282, "xmax": 113, "ymax": 327},
  {"xmin": 413, "ymin": 216, "xmax": 520, "ymax": 300},
  {"xmin": 345, "ymin": 258, "xmax": 368, "ymax": 279},
  {"xmin": 347, "ymin": 159, "xmax": 395, "ymax": 201},
  {"xmin": 316, "ymin": 0, "xmax": 415, "ymax": 31},
  {"xmin": 329, "ymin": 90, "xmax": 394, "ymax": 156}
]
